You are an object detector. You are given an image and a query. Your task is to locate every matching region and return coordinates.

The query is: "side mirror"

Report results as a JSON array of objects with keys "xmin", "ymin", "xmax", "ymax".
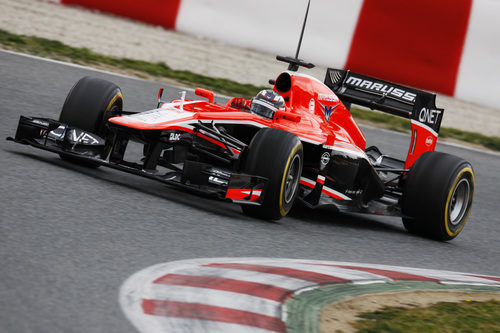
[{"xmin": 195, "ymin": 88, "xmax": 215, "ymax": 103}]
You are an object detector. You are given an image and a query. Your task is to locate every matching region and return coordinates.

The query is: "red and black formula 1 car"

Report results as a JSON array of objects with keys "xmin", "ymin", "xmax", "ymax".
[{"xmin": 8, "ymin": 56, "xmax": 474, "ymax": 241}]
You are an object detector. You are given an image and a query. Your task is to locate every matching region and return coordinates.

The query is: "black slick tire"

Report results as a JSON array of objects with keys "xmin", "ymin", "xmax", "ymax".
[
  {"xmin": 402, "ymin": 151, "xmax": 474, "ymax": 241},
  {"xmin": 241, "ymin": 128, "xmax": 303, "ymax": 220},
  {"xmin": 59, "ymin": 76, "xmax": 123, "ymax": 166}
]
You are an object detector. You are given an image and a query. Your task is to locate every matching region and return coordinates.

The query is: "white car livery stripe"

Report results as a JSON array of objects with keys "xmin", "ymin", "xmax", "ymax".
[
  {"xmin": 322, "ymin": 186, "xmax": 352, "ymax": 200},
  {"xmin": 323, "ymin": 143, "xmax": 368, "ymax": 160},
  {"xmin": 299, "ymin": 177, "xmax": 316, "ymax": 188},
  {"xmin": 299, "ymin": 177, "xmax": 351, "ymax": 201},
  {"xmin": 332, "ymin": 146, "xmax": 368, "ymax": 160},
  {"xmin": 125, "ymin": 102, "xmax": 199, "ymax": 124},
  {"xmin": 411, "ymin": 119, "xmax": 439, "ymax": 137},
  {"xmin": 241, "ymin": 190, "xmax": 262, "ymax": 197},
  {"xmin": 155, "ymin": 118, "xmax": 323, "ymax": 145}
]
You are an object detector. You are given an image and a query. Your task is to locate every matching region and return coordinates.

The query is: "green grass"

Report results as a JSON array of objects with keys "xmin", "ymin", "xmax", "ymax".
[
  {"xmin": 1, "ymin": 28, "xmax": 499, "ymax": 152},
  {"xmin": 0, "ymin": 29, "xmax": 264, "ymax": 98},
  {"xmin": 353, "ymin": 300, "xmax": 500, "ymax": 333},
  {"xmin": 440, "ymin": 127, "xmax": 500, "ymax": 152},
  {"xmin": 350, "ymin": 106, "xmax": 500, "ymax": 151},
  {"xmin": 350, "ymin": 106, "xmax": 411, "ymax": 133}
]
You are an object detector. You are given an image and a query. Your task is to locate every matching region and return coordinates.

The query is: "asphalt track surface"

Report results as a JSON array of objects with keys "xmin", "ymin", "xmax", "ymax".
[{"xmin": 1, "ymin": 50, "xmax": 499, "ymax": 333}]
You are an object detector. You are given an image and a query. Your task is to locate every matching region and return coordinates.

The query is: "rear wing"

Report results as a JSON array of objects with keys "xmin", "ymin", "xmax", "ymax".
[{"xmin": 324, "ymin": 68, "xmax": 444, "ymax": 168}]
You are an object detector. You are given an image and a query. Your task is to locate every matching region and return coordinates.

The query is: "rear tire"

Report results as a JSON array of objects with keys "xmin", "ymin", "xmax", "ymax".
[
  {"xmin": 402, "ymin": 151, "xmax": 474, "ymax": 241},
  {"xmin": 59, "ymin": 76, "xmax": 123, "ymax": 167},
  {"xmin": 241, "ymin": 128, "xmax": 303, "ymax": 220}
]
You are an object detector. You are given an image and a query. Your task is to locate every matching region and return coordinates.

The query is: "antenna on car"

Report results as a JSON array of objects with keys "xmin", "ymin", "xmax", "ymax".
[
  {"xmin": 276, "ymin": 0, "xmax": 315, "ymax": 71},
  {"xmin": 295, "ymin": 0, "xmax": 310, "ymax": 60}
]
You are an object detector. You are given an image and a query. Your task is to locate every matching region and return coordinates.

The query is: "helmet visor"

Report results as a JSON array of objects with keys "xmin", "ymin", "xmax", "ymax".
[{"xmin": 250, "ymin": 99, "xmax": 277, "ymax": 119}]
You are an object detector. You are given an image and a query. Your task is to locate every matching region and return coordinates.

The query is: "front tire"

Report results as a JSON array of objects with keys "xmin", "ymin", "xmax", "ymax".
[
  {"xmin": 402, "ymin": 151, "xmax": 474, "ymax": 241},
  {"xmin": 59, "ymin": 76, "xmax": 123, "ymax": 166},
  {"xmin": 241, "ymin": 128, "xmax": 303, "ymax": 220}
]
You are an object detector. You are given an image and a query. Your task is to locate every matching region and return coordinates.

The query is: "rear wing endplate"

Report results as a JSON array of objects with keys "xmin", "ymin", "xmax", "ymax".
[{"xmin": 324, "ymin": 68, "xmax": 444, "ymax": 168}]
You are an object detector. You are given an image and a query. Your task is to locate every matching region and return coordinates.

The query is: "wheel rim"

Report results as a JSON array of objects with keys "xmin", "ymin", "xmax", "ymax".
[
  {"xmin": 449, "ymin": 178, "xmax": 470, "ymax": 225},
  {"xmin": 105, "ymin": 104, "xmax": 120, "ymax": 121},
  {"xmin": 99, "ymin": 103, "xmax": 121, "ymax": 134},
  {"xmin": 284, "ymin": 154, "xmax": 301, "ymax": 204}
]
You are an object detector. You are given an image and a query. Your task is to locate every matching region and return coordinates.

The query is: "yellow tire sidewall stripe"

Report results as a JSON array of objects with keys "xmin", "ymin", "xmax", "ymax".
[
  {"xmin": 279, "ymin": 142, "xmax": 302, "ymax": 217},
  {"xmin": 106, "ymin": 92, "xmax": 123, "ymax": 111},
  {"xmin": 444, "ymin": 167, "xmax": 474, "ymax": 236}
]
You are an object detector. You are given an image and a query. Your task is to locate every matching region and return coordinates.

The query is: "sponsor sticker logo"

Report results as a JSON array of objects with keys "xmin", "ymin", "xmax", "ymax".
[
  {"xmin": 318, "ymin": 102, "xmax": 338, "ymax": 123},
  {"xmin": 128, "ymin": 107, "xmax": 195, "ymax": 124},
  {"xmin": 208, "ymin": 176, "xmax": 227, "ymax": 186},
  {"xmin": 169, "ymin": 133, "xmax": 181, "ymax": 141},
  {"xmin": 318, "ymin": 94, "xmax": 339, "ymax": 102},
  {"xmin": 309, "ymin": 98, "xmax": 315, "ymax": 113},
  {"xmin": 345, "ymin": 189, "xmax": 363, "ymax": 196},
  {"xmin": 70, "ymin": 130, "xmax": 99, "ymax": 144},
  {"xmin": 345, "ymin": 76, "xmax": 417, "ymax": 103},
  {"xmin": 425, "ymin": 136, "xmax": 434, "ymax": 146},
  {"xmin": 32, "ymin": 119, "xmax": 49, "ymax": 127},
  {"xmin": 418, "ymin": 107, "xmax": 442, "ymax": 126},
  {"xmin": 320, "ymin": 152, "xmax": 331, "ymax": 166}
]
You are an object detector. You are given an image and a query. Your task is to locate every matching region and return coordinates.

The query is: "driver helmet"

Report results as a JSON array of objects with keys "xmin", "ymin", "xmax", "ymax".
[{"xmin": 250, "ymin": 90, "xmax": 285, "ymax": 119}]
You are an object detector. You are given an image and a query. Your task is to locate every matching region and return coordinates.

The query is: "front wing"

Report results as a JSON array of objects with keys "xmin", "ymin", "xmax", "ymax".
[{"xmin": 7, "ymin": 116, "xmax": 267, "ymax": 205}]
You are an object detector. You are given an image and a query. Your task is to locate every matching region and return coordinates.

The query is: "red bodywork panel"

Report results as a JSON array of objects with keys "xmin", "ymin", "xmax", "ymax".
[
  {"xmin": 109, "ymin": 71, "xmax": 367, "ymax": 152},
  {"xmin": 405, "ymin": 121, "xmax": 439, "ymax": 169},
  {"xmin": 277, "ymin": 72, "xmax": 366, "ymax": 149}
]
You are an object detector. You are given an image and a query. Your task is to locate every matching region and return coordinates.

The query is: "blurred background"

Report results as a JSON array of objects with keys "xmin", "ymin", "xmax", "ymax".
[
  {"xmin": 1, "ymin": 2, "xmax": 499, "ymax": 332},
  {"xmin": 1, "ymin": 0, "xmax": 499, "ymax": 137}
]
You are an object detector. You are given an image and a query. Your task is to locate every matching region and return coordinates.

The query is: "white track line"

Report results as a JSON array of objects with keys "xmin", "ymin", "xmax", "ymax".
[
  {"xmin": 0, "ymin": 48, "xmax": 196, "ymax": 93},
  {"xmin": 0, "ymin": 48, "xmax": 147, "ymax": 81}
]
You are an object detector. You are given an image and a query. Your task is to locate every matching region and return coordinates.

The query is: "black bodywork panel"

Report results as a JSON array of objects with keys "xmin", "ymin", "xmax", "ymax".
[
  {"xmin": 324, "ymin": 68, "xmax": 444, "ymax": 134},
  {"xmin": 8, "ymin": 113, "xmax": 405, "ymax": 217},
  {"xmin": 8, "ymin": 116, "xmax": 266, "ymax": 205}
]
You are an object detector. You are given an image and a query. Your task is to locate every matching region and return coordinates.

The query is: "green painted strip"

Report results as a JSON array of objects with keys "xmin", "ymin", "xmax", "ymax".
[{"xmin": 284, "ymin": 281, "xmax": 500, "ymax": 333}]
